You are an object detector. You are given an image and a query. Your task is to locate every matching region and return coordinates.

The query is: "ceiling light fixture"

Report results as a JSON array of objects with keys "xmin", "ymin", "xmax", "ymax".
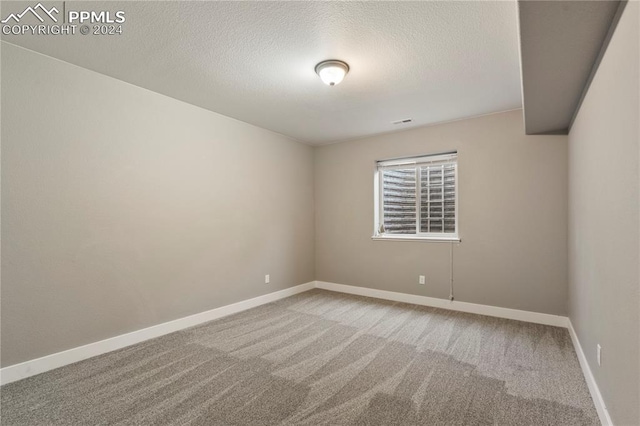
[{"xmin": 315, "ymin": 60, "xmax": 349, "ymax": 86}]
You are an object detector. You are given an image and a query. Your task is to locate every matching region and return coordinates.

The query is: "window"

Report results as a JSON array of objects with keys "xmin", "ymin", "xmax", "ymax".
[{"xmin": 373, "ymin": 152, "xmax": 459, "ymax": 241}]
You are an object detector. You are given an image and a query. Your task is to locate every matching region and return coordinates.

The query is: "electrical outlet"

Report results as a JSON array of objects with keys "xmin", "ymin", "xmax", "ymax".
[
  {"xmin": 418, "ymin": 275, "xmax": 425, "ymax": 285},
  {"xmin": 597, "ymin": 344, "xmax": 602, "ymax": 366},
  {"xmin": 265, "ymin": 274, "xmax": 270, "ymax": 284}
]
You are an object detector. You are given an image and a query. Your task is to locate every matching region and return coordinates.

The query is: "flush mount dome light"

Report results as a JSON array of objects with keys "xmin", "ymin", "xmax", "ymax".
[{"xmin": 315, "ymin": 60, "xmax": 349, "ymax": 86}]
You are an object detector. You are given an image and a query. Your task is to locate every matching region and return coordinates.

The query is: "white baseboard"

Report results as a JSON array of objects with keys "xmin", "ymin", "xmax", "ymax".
[
  {"xmin": 0, "ymin": 279, "xmax": 582, "ymax": 392},
  {"xmin": 567, "ymin": 320, "xmax": 612, "ymax": 426},
  {"xmin": 0, "ymin": 282, "xmax": 315, "ymax": 386},
  {"xmin": 315, "ymin": 281, "xmax": 569, "ymax": 328}
]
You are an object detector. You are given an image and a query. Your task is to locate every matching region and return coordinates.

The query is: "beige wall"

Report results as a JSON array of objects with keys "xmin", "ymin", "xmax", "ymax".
[
  {"xmin": 1, "ymin": 43, "xmax": 315, "ymax": 367},
  {"xmin": 315, "ymin": 109, "xmax": 569, "ymax": 316},
  {"xmin": 568, "ymin": 3, "xmax": 639, "ymax": 425}
]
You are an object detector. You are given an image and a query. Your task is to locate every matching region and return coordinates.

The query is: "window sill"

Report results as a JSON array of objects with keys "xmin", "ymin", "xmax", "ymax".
[{"xmin": 371, "ymin": 235, "xmax": 461, "ymax": 243}]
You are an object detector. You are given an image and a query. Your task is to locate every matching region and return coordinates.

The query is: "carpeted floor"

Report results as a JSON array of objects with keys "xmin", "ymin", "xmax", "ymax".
[{"xmin": 1, "ymin": 289, "xmax": 598, "ymax": 425}]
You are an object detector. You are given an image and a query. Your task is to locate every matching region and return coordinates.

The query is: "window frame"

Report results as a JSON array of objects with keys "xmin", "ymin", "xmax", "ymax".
[{"xmin": 373, "ymin": 152, "xmax": 460, "ymax": 242}]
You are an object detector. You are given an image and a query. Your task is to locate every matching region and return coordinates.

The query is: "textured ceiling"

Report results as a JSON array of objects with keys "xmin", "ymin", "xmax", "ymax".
[
  {"xmin": 518, "ymin": 0, "xmax": 622, "ymax": 135},
  {"xmin": 2, "ymin": 1, "xmax": 523, "ymax": 144}
]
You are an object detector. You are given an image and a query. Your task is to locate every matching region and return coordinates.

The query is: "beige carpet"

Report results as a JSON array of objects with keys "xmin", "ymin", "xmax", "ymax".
[{"xmin": 1, "ymin": 289, "xmax": 598, "ymax": 425}]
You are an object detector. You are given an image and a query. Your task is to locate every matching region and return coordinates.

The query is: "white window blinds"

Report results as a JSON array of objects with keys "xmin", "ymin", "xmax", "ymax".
[{"xmin": 376, "ymin": 152, "xmax": 458, "ymax": 238}]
